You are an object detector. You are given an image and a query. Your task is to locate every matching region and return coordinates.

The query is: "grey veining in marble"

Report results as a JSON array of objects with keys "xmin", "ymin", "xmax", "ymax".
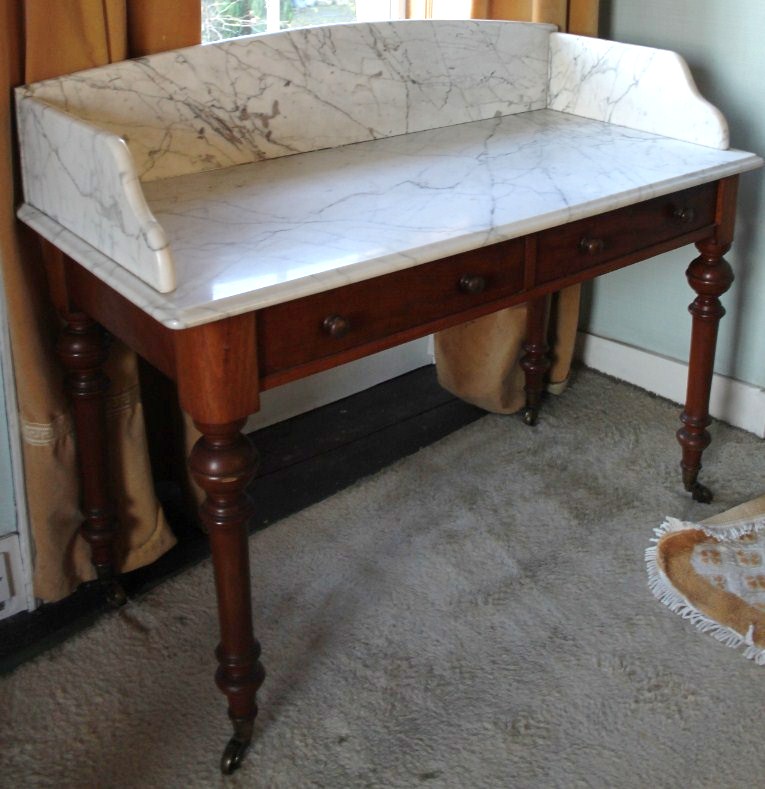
[
  {"xmin": 16, "ymin": 100, "xmax": 176, "ymax": 291},
  {"xmin": 16, "ymin": 20, "xmax": 556, "ymax": 293},
  {"xmin": 548, "ymin": 33, "xmax": 729, "ymax": 148},
  {"xmin": 14, "ymin": 20, "xmax": 762, "ymax": 325},
  {"xmin": 20, "ymin": 110, "xmax": 761, "ymax": 330},
  {"xmin": 20, "ymin": 20, "xmax": 553, "ymax": 182}
]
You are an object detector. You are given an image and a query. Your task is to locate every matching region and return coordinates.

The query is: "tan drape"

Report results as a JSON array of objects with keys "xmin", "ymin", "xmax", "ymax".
[
  {"xmin": 434, "ymin": 0, "xmax": 599, "ymax": 413},
  {"xmin": 0, "ymin": 1, "xmax": 200, "ymax": 601},
  {"xmin": 471, "ymin": 0, "xmax": 597, "ymax": 32}
]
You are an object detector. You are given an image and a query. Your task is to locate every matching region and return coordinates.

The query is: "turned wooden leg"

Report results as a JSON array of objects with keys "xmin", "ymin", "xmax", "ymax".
[
  {"xmin": 189, "ymin": 419, "xmax": 265, "ymax": 775},
  {"xmin": 57, "ymin": 312, "xmax": 125, "ymax": 606},
  {"xmin": 520, "ymin": 296, "xmax": 551, "ymax": 426},
  {"xmin": 677, "ymin": 238, "xmax": 734, "ymax": 503}
]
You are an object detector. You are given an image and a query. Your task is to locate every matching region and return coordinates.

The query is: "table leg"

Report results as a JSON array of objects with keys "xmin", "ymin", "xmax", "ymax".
[
  {"xmin": 189, "ymin": 419, "xmax": 265, "ymax": 775},
  {"xmin": 520, "ymin": 296, "xmax": 551, "ymax": 426},
  {"xmin": 57, "ymin": 311, "xmax": 126, "ymax": 606},
  {"xmin": 677, "ymin": 238, "xmax": 734, "ymax": 503}
]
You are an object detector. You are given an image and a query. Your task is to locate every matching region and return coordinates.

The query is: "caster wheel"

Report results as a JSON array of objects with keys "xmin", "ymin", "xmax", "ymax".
[
  {"xmin": 220, "ymin": 737, "xmax": 249, "ymax": 775},
  {"xmin": 522, "ymin": 407, "xmax": 538, "ymax": 427},
  {"xmin": 105, "ymin": 580, "xmax": 127, "ymax": 608},
  {"xmin": 690, "ymin": 481, "xmax": 714, "ymax": 504}
]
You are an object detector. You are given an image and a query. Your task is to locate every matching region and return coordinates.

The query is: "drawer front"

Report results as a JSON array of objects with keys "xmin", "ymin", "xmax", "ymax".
[
  {"xmin": 258, "ymin": 239, "xmax": 525, "ymax": 377},
  {"xmin": 535, "ymin": 183, "xmax": 717, "ymax": 284}
]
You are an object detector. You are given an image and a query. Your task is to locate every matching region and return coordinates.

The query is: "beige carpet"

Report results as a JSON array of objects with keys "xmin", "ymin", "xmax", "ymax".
[{"xmin": 2, "ymin": 368, "xmax": 765, "ymax": 788}]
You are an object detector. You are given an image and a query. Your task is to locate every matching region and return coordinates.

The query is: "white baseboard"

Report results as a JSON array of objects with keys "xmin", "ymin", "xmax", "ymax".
[{"xmin": 576, "ymin": 332, "xmax": 765, "ymax": 438}]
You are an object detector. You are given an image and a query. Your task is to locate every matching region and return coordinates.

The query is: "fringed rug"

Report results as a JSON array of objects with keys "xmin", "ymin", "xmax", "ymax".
[{"xmin": 647, "ymin": 515, "xmax": 765, "ymax": 664}]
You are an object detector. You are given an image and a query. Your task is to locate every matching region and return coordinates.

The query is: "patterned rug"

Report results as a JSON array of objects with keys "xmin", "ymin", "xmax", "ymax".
[{"xmin": 647, "ymin": 513, "xmax": 765, "ymax": 664}]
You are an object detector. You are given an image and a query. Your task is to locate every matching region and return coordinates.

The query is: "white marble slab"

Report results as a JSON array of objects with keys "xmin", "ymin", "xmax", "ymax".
[
  {"xmin": 16, "ymin": 99, "xmax": 176, "ymax": 292},
  {"xmin": 19, "ymin": 20, "xmax": 553, "ymax": 182},
  {"xmin": 16, "ymin": 19, "xmax": 554, "ymax": 293},
  {"xmin": 548, "ymin": 33, "xmax": 729, "ymax": 149},
  {"xmin": 15, "ymin": 20, "xmax": 762, "ymax": 322},
  {"xmin": 21, "ymin": 109, "xmax": 761, "ymax": 330}
]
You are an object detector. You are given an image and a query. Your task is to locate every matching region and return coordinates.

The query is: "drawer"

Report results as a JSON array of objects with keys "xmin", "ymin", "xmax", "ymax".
[
  {"xmin": 258, "ymin": 239, "xmax": 525, "ymax": 378},
  {"xmin": 535, "ymin": 183, "xmax": 716, "ymax": 284}
]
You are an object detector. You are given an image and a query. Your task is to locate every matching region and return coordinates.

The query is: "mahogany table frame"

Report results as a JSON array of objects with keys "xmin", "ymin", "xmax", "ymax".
[{"xmin": 51, "ymin": 173, "xmax": 738, "ymax": 772}]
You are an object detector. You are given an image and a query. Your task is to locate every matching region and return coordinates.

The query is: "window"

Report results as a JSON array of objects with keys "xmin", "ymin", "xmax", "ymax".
[{"xmin": 202, "ymin": 1, "xmax": 407, "ymax": 44}]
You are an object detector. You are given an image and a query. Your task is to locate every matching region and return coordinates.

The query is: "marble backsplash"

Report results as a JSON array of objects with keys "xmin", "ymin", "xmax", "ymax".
[
  {"xmin": 19, "ymin": 20, "xmax": 553, "ymax": 182},
  {"xmin": 548, "ymin": 33, "xmax": 729, "ymax": 149}
]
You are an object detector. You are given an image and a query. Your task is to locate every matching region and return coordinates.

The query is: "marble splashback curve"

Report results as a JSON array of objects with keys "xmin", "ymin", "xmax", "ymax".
[
  {"xmin": 16, "ymin": 99, "xmax": 176, "ymax": 291},
  {"xmin": 548, "ymin": 34, "xmax": 729, "ymax": 149}
]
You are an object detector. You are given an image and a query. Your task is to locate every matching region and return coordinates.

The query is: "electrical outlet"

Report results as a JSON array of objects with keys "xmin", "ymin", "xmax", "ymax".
[{"xmin": 0, "ymin": 533, "xmax": 27, "ymax": 620}]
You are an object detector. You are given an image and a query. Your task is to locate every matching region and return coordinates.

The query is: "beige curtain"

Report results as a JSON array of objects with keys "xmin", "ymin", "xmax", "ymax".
[
  {"xmin": 0, "ymin": 1, "xmax": 200, "ymax": 602},
  {"xmin": 433, "ymin": 1, "xmax": 598, "ymax": 413},
  {"xmin": 471, "ymin": 0, "xmax": 597, "ymax": 32}
]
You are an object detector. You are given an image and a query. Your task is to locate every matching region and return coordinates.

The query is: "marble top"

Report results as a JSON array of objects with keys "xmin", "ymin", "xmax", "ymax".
[
  {"xmin": 19, "ymin": 108, "xmax": 761, "ymax": 329},
  {"xmin": 14, "ymin": 21, "xmax": 763, "ymax": 329}
]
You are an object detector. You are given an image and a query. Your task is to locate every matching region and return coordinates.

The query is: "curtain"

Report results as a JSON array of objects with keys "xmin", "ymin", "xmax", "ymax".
[
  {"xmin": 0, "ymin": 0, "xmax": 200, "ymax": 602},
  {"xmin": 433, "ymin": 0, "xmax": 599, "ymax": 414},
  {"xmin": 471, "ymin": 0, "xmax": 598, "ymax": 33}
]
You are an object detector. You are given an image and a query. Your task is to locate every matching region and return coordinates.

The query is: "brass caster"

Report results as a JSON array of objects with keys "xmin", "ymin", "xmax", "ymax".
[
  {"xmin": 104, "ymin": 580, "xmax": 127, "ymax": 608},
  {"xmin": 522, "ymin": 407, "xmax": 538, "ymax": 427},
  {"xmin": 220, "ymin": 736, "xmax": 249, "ymax": 775},
  {"xmin": 690, "ymin": 481, "xmax": 714, "ymax": 504}
]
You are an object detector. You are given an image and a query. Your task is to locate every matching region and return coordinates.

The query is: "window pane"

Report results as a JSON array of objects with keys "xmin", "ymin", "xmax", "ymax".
[
  {"xmin": 430, "ymin": 0, "xmax": 472, "ymax": 19},
  {"xmin": 202, "ymin": 1, "xmax": 402, "ymax": 44}
]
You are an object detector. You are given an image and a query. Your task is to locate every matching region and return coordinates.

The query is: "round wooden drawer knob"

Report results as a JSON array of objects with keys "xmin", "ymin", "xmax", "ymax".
[
  {"xmin": 672, "ymin": 206, "xmax": 696, "ymax": 224},
  {"xmin": 322, "ymin": 314, "xmax": 351, "ymax": 338},
  {"xmin": 579, "ymin": 236, "xmax": 605, "ymax": 255},
  {"xmin": 458, "ymin": 274, "xmax": 487, "ymax": 294}
]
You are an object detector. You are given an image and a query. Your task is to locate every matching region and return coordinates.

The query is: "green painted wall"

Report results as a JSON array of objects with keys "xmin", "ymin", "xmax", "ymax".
[{"xmin": 582, "ymin": 0, "xmax": 765, "ymax": 387}]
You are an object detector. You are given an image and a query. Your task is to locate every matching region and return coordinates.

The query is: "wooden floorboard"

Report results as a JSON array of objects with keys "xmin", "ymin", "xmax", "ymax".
[{"xmin": 0, "ymin": 365, "xmax": 485, "ymax": 674}]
